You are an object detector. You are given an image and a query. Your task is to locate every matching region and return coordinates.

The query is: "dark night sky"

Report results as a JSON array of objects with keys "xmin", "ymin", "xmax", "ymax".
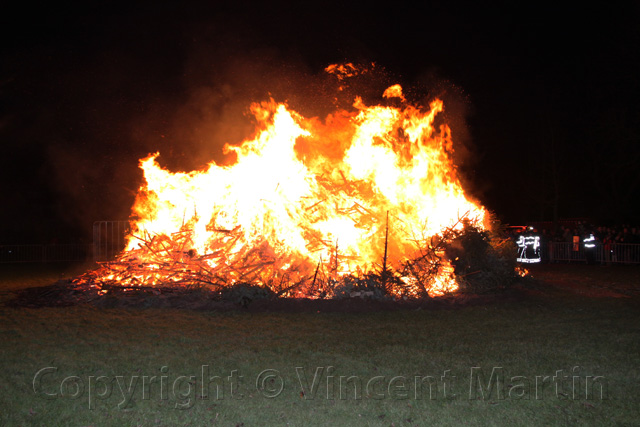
[{"xmin": 1, "ymin": 2, "xmax": 639, "ymax": 243}]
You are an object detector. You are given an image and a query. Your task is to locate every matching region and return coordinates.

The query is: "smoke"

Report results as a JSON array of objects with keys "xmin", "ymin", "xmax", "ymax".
[
  {"xmin": 47, "ymin": 144, "xmax": 133, "ymax": 239},
  {"xmin": 131, "ymin": 52, "xmax": 324, "ymax": 172},
  {"xmin": 37, "ymin": 21, "xmax": 346, "ymax": 242},
  {"xmin": 411, "ymin": 67, "xmax": 487, "ymax": 206},
  {"xmin": 37, "ymin": 18, "xmax": 487, "ymax": 243}
]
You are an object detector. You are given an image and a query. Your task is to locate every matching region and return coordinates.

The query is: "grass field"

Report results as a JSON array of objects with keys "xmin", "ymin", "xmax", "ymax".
[{"xmin": 0, "ymin": 263, "xmax": 639, "ymax": 426}]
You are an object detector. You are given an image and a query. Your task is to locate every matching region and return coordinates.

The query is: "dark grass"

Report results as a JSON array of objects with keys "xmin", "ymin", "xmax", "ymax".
[{"xmin": 0, "ymin": 263, "xmax": 639, "ymax": 425}]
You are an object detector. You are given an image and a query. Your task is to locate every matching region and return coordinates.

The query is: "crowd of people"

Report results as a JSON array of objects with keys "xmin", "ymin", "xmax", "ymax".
[
  {"xmin": 508, "ymin": 221, "xmax": 640, "ymax": 264},
  {"xmin": 536, "ymin": 222, "xmax": 640, "ymax": 246}
]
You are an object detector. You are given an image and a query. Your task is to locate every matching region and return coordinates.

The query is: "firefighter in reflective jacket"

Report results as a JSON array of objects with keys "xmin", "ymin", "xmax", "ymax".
[
  {"xmin": 516, "ymin": 227, "xmax": 541, "ymax": 263},
  {"xmin": 584, "ymin": 233, "xmax": 597, "ymax": 265}
]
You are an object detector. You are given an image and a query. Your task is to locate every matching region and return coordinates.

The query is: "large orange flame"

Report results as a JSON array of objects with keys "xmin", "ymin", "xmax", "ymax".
[{"xmin": 102, "ymin": 71, "xmax": 486, "ymax": 297}]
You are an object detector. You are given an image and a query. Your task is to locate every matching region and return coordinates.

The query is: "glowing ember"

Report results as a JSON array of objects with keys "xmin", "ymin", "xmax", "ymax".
[
  {"xmin": 82, "ymin": 65, "xmax": 487, "ymax": 298},
  {"xmin": 516, "ymin": 266, "xmax": 529, "ymax": 277}
]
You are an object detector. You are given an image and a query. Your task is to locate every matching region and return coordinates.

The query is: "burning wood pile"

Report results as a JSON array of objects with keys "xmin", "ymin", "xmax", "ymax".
[
  {"xmin": 76, "ymin": 214, "xmax": 494, "ymax": 299},
  {"xmin": 75, "ymin": 64, "xmax": 515, "ymax": 300}
]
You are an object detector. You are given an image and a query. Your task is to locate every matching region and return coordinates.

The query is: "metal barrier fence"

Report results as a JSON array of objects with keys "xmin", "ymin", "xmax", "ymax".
[
  {"xmin": 542, "ymin": 242, "xmax": 640, "ymax": 264},
  {"xmin": 93, "ymin": 221, "xmax": 130, "ymax": 262},
  {"xmin": 0, "ymin": 244, "xmax": 92, "ymax": 263},
  {"xmin": 0, "ymin": 220, "xmax": 130, "ymax": 263}
]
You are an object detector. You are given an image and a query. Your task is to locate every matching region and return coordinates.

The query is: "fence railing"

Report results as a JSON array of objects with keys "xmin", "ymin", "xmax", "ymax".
[
  {"xmin": 0, "ymin": 221, "xmax": 130, "ymax": 264},
  {"xmin": 0, "ymin": 244, "xmax": 92, "ymax": 263},
  {"xmin": 541, "ymin": 242, "xmax": 640, "ymax": 264},
  {"xmin": 93, "ymin": 221, "xmax": 130, "ymax": 262}
]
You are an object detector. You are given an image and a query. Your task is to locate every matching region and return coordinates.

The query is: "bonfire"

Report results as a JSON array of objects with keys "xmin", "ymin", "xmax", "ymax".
[{"xmin": 76, "ymin": 64, "xmax": 497, "ymax": 299}]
